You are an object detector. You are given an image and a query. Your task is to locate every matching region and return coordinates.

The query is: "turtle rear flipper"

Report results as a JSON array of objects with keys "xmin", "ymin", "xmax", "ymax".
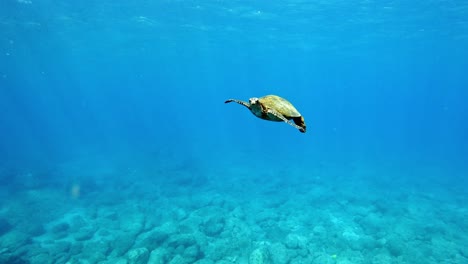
[
  {"xmin": 267, "ymin": 109, "xmax": 305, "ymax": 133},
  {"xmin": 293, "ymin": 116, "xmax": 306, "ymax": 133},
  {"xmin": 225, "ymin": 99, "xmax": 251, "ymax": 110}
]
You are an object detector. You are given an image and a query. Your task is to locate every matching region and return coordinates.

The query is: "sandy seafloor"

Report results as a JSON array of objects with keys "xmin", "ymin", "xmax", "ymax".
[{"xmin": 0, "ymin": 153, "xmax": 466, "ymax": 264}]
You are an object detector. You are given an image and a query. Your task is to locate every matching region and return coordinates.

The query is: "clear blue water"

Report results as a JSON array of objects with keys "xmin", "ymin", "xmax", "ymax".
[{"xmin": 0, "ymin": 1, "xmax": 467, "ymax": 263}]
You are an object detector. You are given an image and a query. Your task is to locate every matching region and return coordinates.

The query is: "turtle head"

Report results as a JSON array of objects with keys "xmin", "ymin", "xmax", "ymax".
[{"xmin": 249, "ymin": 97, "xmax": 259, "ymax": 105}]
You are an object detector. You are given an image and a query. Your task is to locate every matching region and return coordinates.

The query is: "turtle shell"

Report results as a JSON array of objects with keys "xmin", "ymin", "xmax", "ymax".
[{"xmin": 258, "ymin": 95, "xmax": 301, "ymax": 118}]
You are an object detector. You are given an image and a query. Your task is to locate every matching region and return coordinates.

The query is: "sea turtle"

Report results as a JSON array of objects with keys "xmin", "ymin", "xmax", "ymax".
[{"xmin": 225, "ymin": 95, "xmax": 306, "ymax": 133}]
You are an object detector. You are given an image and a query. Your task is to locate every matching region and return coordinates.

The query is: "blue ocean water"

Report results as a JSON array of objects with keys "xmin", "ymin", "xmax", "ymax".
[{"xmin": 0, "ymin": 0, "xmax": 467, "ymax": 263}]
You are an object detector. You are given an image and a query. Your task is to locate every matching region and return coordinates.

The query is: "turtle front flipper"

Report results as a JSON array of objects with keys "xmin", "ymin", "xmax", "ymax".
[
  {"xmin": 267, "ymin": 109, "xmax": 306, "ymax": 133},
  {"xmin": 225, "ymin": 99, "xmax": 251, "ymax": 110}
]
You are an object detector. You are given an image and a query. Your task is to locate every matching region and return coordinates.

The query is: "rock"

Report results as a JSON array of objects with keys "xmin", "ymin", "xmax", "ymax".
[
  {"xmin": 147, "ymin": 248, "xmax": 167, "ymax": 264},
  {"xmin": 358, "ymin": 213, "xmax": 384, "ymax": 235},
  {"xmin": 13, "ymin": 245, "xmax": 30, "ymax": 258},
  {"xmin": 429, "ymin": 237, "xmax": 457, "ymax": 261},
  {"xmin": 184, "ymin": 245, "xmax": 201, "ymax": 261},
  {"xmin": 83, "ymin": 240, "xmax": 110, "ymax": 260},
  {"xmin": 51, "ymin": 222, "xmax": 70, "ymax": 233},
  {"xmin": 168, "ymin": 254, "xmax": 189, "ymax": 264},
  {"xmin": 0, "ymin": 231, "xmax": 31, "ymax": 252},
  {"xmin": 79, "ymin": 253, "xmax": 107, "ymax": 263},
  {"xmin": 171, "ymin": 208, "xmax": 188, "ymax": 222},
  {"xmin": 74, "ymin": 227, "xmax": 96, "ymax": 241},
  {"xmin": 98, "ymin": 259, "xmax": 128, "ymax": 264},
  {"xmin": 249, "ymin": 248, "xmax": 270, "ymax": 264},
  {"xmin": 50, "ymin": 241, "xmax": 71, "ymax": 256},
  {"xmin": 115, "ymin": 259, "xmax": 129, "ymax": 264},
  {"xmin": 386, "ymin": 237, "xmax": 404, "ymax": 256},
  {"xmin": 30, "ymin": 253, "xmax": 51, "ymax": 264},
  {"xmin": 371, "ymin": 253, "xmax": 392, "ymax": 264},
  {"xmin": 50, "ymin": 222, "xmax": 70, "ymax": 239},
  {"xmin": 335, "ymin": 259, "xmax": 354, "ymax": 264},
  {"xmin": 69, "ymin": 242, "xmax": 83, "ymax": 255},
  {"xmin": 127, "ymin": 247, "xmax": 149, "ymax": 264},
  {"xmin": 193, "ymin": 259, "xmax": 214, "ymax": 264},
  {"xmin": 298, "ymin": 247, "xmax": 309, "ymax": 258},
  {"xmin": 23, "ymin": 244, "xmax": 49, "ymax": 258},
  {"xmin": 312, "ymin": 225, "xmax": 326, "ymax": 238},
  {"xmin": 202, "ymin": 216, "xmax": 225, "ymax": 237},
  {"xmin": 285, "ymin": 234, "xmax": 306, "ymax": 249},
  {"xmin": 460, "ymin": 245, "xmax": 468, "ymax": 258},
  {"xmin": 111, "ymin": 233, "xmax": 136, "ymax": 257},
  {"xmin": 134, "ymin": 229, "xmax": 168, "ymax": 249},
  {"xmin": 216, "ymin": 261, "xmax": 236, "ymax": 264},
  {"xmin": 269, "ymin": 243, "xmax": 289, "ymax": 264},
  {"xmin": 290, "ymin": 256, "xmax": 315, "ymax": 264},
  {"xmin": 69, "ymin": 215, "xmax": 87, "ymax": 231},
  {"xmin": 204, "ymin": 241, "xmax": 230, "ymax": 261},
  {"xmin": 285, "ymin": 235, "xmax": 299, "ymax": 249},
  {"xmin": 167, "ymin": 234, "xmax": 196, "ymax": 248},
  {"xmin": 342, "ymin": 230, "xmax": 360, "ymax": 242},
  {"xmin": 120, "ymin": 212, "xmax": 146, "ymax": 235},
  {"xmin": 26, "ymin": 224, "xmax": 45, "ymax": 236},
  {"xmin": 0, "ymin": 249, "xmax": 27, "ymax": 264},
  {"xmin": 54, "ymin": 253, "xmax": 69, "ymax": 263},
  {"xmin": 98, "ymin": 229, "xmax": 111, "ymax": 237},
  {"xmin": 86, "ymin": 253, "xmax": 106, "ymax": 263},
  {"xmin": 159, "ymin": 221, "xmax": 178, "ymax": 234},
  {"xmin": 80, "ymin": 241, "xmax": 109, "ymax": 263},
  {"xmin": 174, "ymin": 244, "xmax": 185, "ymax": 255},
  {"xmin": 359, "ymin": 235, "xmax": 379, "ymax": 250},
  {"xmin": 313, "ymin": 253, "xmax": 336, "ymax": 264},
  {"xmin": 0, "ymin": 218, "xmax": 12, "ymax": 236}
]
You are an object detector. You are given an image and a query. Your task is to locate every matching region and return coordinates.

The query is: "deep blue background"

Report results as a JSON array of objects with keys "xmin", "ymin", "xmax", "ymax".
[{"xmin": 1, "ymin": 0, "xmax": 467, "ymax": 181}]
